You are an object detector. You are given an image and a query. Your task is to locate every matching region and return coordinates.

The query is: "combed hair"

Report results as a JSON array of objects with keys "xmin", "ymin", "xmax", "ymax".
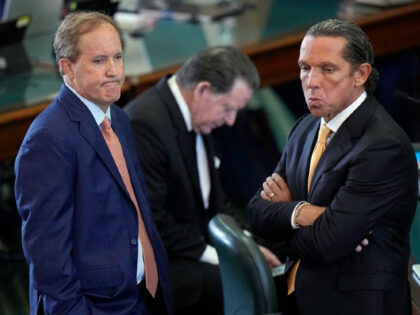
[
  {"xmin": 306, "ymin": 19, "xmax": 379, "ymax": 93},
  {"xmin": 176, "ymin": 46, "xmax": 260, "ymax": 94},
  {"xmin": 53, "ymin": 11, "xmax": 122, "ymax": 76}
]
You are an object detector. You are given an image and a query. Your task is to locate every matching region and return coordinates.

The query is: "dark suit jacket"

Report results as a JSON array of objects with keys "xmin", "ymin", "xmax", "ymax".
[
  {"xmin": 124, "ymin": 76, "xmax": 229, "ymax": 307},
  {"xmin": 14, "ymin": 85, "xmax": 172, "ymax": 315},
  {"xmin": 248, "ymin": 94, "xmax": 418, "ymax": 315}
]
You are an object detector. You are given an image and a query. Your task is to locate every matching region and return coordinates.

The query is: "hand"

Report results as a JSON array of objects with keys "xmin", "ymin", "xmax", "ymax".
[
  {"xmin": 260, "ymin": 173, "xmax": 292, "ymax": 203},
  {"xmin": 355, "ymin": 231, "xmax": 373, "ymax": 252},
  {"xmin": 258, "ymin": 245, "xmax": 282, "ymax": 269}
]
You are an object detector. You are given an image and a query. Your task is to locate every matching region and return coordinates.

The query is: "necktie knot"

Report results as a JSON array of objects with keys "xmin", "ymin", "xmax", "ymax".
[
  {"xmin": 101, "ymin": 117, "xmax": 112, "ymax": 133},
  {"xmin": 318, "ymin": 124, "xmax": 331, "ymax": 145}
]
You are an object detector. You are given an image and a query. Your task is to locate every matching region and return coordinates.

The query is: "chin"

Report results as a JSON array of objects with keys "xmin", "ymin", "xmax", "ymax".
[
  {"xmin": 200, "ymin": 127, "xmax": 212, "ymax": 135},
  {"xmin": 106, "ymin": 96, "xmax": 120, "ymax": 104},
  {"xmin": 309, "ymin": 109, "xmax": 324, "ymax": 118}
]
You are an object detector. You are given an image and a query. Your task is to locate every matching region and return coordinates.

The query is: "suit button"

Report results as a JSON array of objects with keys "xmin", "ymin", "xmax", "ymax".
[{"xmin": 131, "ymin": 238, "xmax": 137, "ymax": 245}]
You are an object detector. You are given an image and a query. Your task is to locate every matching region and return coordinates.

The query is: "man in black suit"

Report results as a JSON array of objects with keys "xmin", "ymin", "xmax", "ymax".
[
  {"xmin": 248, "ymin": 19, "xmax": 418, "ymax": 314},
  {"xmin": 124, "ymin": 46, "xmax": 281, "ymax": 315}
]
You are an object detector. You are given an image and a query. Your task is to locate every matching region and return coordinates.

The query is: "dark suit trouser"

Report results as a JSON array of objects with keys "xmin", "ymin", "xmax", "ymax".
[
  {"xmin": 173, "ymin": 262, "xmax": 223, "ymax": 315},
  {"xmin": 138, "ymin": 282, "xmax": 168, "ymax": 315},
  {"xmin": 275, "ymin": 275, "xmax": 298, "ymax": 315}
]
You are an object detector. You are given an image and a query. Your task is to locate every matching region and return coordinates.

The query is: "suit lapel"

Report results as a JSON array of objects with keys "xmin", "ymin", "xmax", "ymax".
[
  {"xmin": 156, "ymin": 77, "xmax": 202, "ymax": 200},
  {"xmin": 178, "ymin": 130, "xmax": 201, "ymax": 198},
  {"xmin": 58, "ymin": 85, "xmax": 130, "ymax": 200},
  {"xmin": 308, "ymin": 127, "xmax": 353, "ymax": 195},
  {"xmin": 308, "ymin": 95, "xmax": 378, "ymax": 195},
  {"xmin": 300, "ymin": 122, "xmax": 319, "ymax": 195}
]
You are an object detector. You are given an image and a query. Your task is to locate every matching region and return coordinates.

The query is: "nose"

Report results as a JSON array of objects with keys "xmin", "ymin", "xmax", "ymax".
[
  {"xmin": 106, "ymin": 60, "xmax": 118, "ymax": 77},
  {"xmin": 306, "ymin": 69, "xmax": 320, "ymax": 88},
  {"xmin": 225, "ymin": 111, "xmax": 237, "ymax": 126}
]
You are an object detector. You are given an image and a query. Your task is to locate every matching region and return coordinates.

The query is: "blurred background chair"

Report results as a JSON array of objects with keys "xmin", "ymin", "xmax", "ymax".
[{"xmin": 208, "ymin": 214, "xmax": 281, "ymax": 315}]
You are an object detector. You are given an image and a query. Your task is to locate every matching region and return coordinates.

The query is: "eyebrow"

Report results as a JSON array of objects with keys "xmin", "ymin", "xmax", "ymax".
[
  {"xmin": 92, "ymin": 54, "xmax": 107, "ymax": 59},
  {"xmin": 319, "ymin": 62, "xmax": 338, "ymax": 68},
  {"xmin": 297, "ymin": 60, "xmax": 338, "ymax": 68}
]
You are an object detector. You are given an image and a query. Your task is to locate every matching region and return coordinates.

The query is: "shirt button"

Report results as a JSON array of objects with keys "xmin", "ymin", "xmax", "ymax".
[{"xmin": 130, "ymin": 238, "xmax": 137, "ymax": 245}]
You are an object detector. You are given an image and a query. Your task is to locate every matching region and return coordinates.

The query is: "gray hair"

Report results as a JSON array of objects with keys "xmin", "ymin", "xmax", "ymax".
[
  {"xmin": 306, "ymin": 19, "xmax": 379, "ymax": 93},
  {"xmin": 53, "ymin": 11, "xmax": 122, "ymax": 76},
  {"xmin": 176, "ymin": 46, "xmax": 260, "ymax": 94}
]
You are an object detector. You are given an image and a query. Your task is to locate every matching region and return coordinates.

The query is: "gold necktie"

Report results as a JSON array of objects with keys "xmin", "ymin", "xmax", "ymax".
[
  {"xmin": 287, "ymin": 124, "xmax": 331, "ymax": 295},
  {"xmin": 101, "ymin": 117, "xmax": 158, "ymax": 297}
]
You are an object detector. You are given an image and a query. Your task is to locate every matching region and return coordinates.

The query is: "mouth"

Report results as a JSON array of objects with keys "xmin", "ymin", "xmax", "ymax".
[
  {"xmin": 102, "ymin": 81, "xmax": 121, "ymax": 87},
  {"xmin": 308, "ymin": 97, "xmax": 322, "ymax": 106}
]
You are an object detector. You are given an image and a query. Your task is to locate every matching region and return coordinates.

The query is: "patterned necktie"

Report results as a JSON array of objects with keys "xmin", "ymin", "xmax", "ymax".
[
  {"xmin": 101, "ymin": 117, "xmax": 158, "ymax": 297},
  {"xmin": 287, "ymin": 123, "xmax": 331, "ymax": 295}
]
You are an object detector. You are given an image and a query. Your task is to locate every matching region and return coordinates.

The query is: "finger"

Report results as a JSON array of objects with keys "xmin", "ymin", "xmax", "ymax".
[
  {"xmin": 263, "ymin": 182, "xmax": 277, "ymax": 199},
  {"xmin": 259, "ymin": 246, "xmax": 281, "ymax": 268},
  {"xmin": 267, "ymin": 176, "xmax": 281, "ymax": 189},
  {"xmin": 261, "ymin": 179, "xmax": 267, "ymax": 190},
  {"xmin": 272, "ymin": 173, "xmax": 287, "ymax": 190},
  {"xmin": 361, "ymin": 238, "xmax": 369, "ymax": 246},
  {"xmin": 272, "ymin": 173, "xmax": 283, "ymax": 185},
  {"xmin": 260, "ymin": 190, "xmax": 271, "ymax": 201},
  {"xmin": 355, "ymin": 245, "xmax": 362, "ymax": 252},
  {"xmin": 263, "ymin": 181, "xmax": 272, "ymax": 194},
  {"xmin": 269, "ymin": 255, "xmax": 282, "ymax": 268},
  {"xmin": 266, "ymin": 177, "xmax": 281, "ymax": 195}
]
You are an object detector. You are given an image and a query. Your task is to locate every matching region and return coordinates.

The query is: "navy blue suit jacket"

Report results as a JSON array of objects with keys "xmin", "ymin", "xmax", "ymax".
[
  {"xmin": 15, "ymin": 85, "xmax": 172, "ymax": 315},
  {"xmin": 249, "ymin": 94, "xmax": 418, "ymax": 314}
]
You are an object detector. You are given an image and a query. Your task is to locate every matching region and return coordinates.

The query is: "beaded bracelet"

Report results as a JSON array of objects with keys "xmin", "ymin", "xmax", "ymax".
[{"xmin": 293, "ymin": 201, "xmax": 310, "ymax": 228}]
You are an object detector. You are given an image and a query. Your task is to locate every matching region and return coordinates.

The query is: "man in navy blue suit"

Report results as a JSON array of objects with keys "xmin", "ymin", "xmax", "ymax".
[
  {"xmin": 249, "ymin": 19, "xmax": 418, "ymax": 314},
  {"xmin": 14, "ymin": 12, "xmax": 171, "ymax": 315}
]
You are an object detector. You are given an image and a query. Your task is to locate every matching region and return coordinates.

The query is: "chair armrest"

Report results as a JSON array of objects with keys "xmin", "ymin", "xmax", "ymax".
[{"xmin": 413, "ymin": 264, "xmax": 420, "ymax": 287}]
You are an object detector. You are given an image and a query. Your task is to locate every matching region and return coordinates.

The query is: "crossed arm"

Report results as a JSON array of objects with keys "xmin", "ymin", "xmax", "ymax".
[
  {"xmin": 260, "ymin": 173, "xmax": 369, "ymax": 252},
  {"xmin": 261, "ymin": 173, "xmax": 325, "ymax": 227}
]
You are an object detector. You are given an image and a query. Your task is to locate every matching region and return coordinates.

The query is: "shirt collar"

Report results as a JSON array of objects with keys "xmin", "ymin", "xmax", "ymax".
[
  {"xmin": 167, "ymin": 75, "xmax": 193, "ymax": 132},
  {"xmin": 65, "ymin": 82, "xmax": 111, "ymax": 126},
  {"xmin": 322, "ymin": 91, "xmax": 367, "ymax": 133}
]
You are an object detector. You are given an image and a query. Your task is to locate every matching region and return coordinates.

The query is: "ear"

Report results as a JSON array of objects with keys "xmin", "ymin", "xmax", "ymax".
[
  {"xmin": 59, "ymin": 58, "xmax": 74, "ymax": 80},
  {"xmin": 354, "ymin": 63, "xmax": 371, "ymax": 87},
  {"xmin": 193, "ymin": 81, "xmax": 211, "ymax": 100}
]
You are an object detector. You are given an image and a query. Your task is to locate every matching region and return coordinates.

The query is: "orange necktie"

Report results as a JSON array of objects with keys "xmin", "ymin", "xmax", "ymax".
[
  {"xmin": 287, "ymin": 124, "xmax": 331, "ymax": 295},
  {"xmin": 101, "ymin": 117, "xmax": 158, "ymax": 297}
]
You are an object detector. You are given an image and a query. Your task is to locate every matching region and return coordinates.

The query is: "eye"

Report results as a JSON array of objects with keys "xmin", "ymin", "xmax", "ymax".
[
  {"xmin": 93, "ymin": 57, "xmax": 105, "ymax": 64},
  {"xmin": 300, "ymin": 65, "xmax": 309, "ymax": 72},
  {"xmin": 323, "ymin": 67, "xmax": 335, "ymax": 73},
  {"xmin": 222, "ymin": 103, "xmax": 235, "ymax": 114}
]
